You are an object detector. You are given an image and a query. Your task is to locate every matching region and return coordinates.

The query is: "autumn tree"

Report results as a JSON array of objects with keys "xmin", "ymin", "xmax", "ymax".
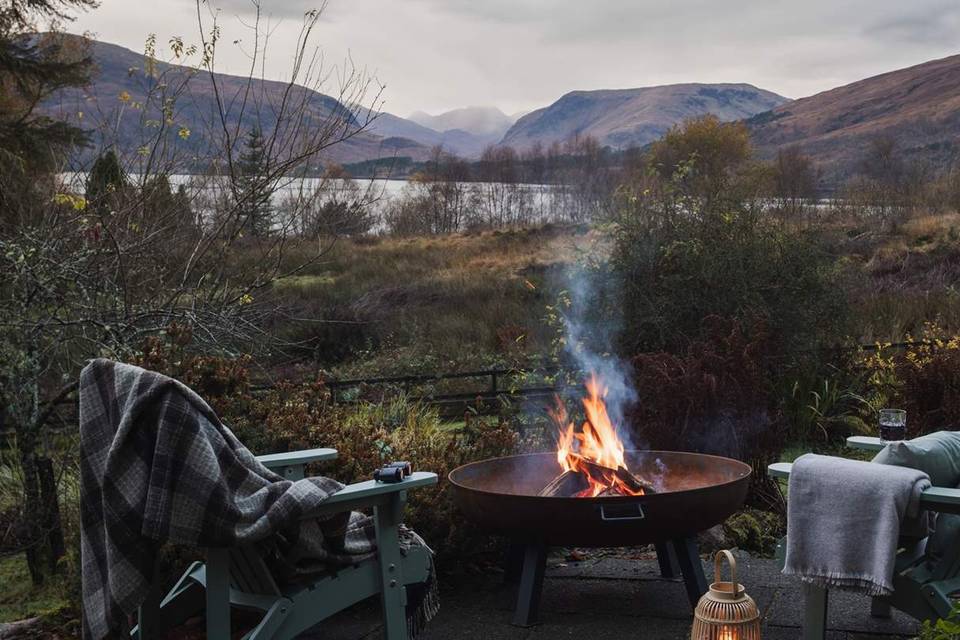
[
  {"xmin": 772, "ymin": 145, "xmax": 818, "ymax": 218},
  {"xmin": 647, "ymin": 115, "xmax": 754, "ymax": 211}
]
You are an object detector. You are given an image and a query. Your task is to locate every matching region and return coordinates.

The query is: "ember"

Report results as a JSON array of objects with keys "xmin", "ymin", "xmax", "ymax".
[{"xmin": 540, "ymin": 374, "xmax": 655, "ymax": 497}]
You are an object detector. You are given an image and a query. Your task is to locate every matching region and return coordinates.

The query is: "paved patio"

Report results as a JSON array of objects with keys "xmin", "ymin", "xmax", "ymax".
[{"xmin": 314, "ymin": 549, "xmax": 920, "ymax": 639}]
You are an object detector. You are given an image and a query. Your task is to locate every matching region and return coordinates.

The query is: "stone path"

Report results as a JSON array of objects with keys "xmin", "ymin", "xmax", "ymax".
[{"xmin": 310, "ymin": 550, "xmax": 921, "ymax": 639}]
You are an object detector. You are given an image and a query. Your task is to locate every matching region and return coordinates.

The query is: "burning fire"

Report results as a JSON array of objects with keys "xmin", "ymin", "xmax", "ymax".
[{"xmin": 549, "ymin": 374, "xmax": 644, "ymax": 498}]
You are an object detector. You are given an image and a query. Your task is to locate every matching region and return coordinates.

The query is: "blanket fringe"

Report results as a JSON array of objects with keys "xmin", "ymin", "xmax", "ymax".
[
  {"xmin": 408, "ymin": 561, "xmax": 440, "ymax": 639},
  {"xmin": 783, "ymin": 568, "xmax": 892, "ymax": 597}
]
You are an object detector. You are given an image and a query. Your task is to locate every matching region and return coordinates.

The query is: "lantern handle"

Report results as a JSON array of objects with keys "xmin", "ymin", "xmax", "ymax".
[{"xmin": 714, "ymin": 550, "xmax": 742, "ymax": 598}]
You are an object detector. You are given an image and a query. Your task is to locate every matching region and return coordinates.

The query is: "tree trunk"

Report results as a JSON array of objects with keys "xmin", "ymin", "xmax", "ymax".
[
  {"xmin": 18, "ymin": 447, "xmax": 65, "ymax": 585},
  {"xmin": 37, "ymin": 455, "xmax": 66, "ymax": 570},
  {"xmin": 19, "ymin": 448, "xmax": 46, "ymax": 585}
]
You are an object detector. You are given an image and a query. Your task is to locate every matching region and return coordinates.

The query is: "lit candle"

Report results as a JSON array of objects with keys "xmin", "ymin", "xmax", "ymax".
[{"xmin": 717, "ymin": 627, "xmax": 737, "ymax": 640}]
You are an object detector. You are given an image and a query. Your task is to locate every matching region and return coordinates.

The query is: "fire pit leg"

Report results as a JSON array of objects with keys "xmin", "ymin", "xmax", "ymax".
[
  {"xmin": 512, "ymin": 541, "xmax": 547, "ymax": 627},
  {"xmin": 654, "ymin": 541, "xmax": 680, "ymax": 578},
  {"xmin": 670, "ymin": 536, "xmax": 707, "ymax": 608},
  {"xmin": 504, "ymin": 541, "xmax": 525, "ymax": 584}
]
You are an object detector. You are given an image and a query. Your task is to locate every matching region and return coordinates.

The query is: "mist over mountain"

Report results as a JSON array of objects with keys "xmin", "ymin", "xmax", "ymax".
[
  {"xmin": 408, "ymin": 106, "xmax": 516, "ymax": 139},
  {"xmin": 361, "ymin": 108, "xmax": 506, "ymax": 158}
]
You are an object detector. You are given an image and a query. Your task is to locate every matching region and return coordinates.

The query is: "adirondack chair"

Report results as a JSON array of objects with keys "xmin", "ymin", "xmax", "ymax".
[
  {"xmin": 768, "ymin": 435, "xmax": 960, "ymax": 640},
  {"xmin": 131, "ymin": 447, "xmax": 438, "ymax": 640}
]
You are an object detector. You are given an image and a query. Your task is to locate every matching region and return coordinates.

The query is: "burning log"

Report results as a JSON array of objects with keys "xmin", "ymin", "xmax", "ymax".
[
  {"xmin": 540, "ymin": 455, "xmax": 657, "ymax": 497},
  {"xmin": 616, "ymin": 465, "xmax": 657, "ymax": 495},
  {"xmin": 538, "ymin": 470, "xmax": 589, "ymax": 497},
  {"xmin": 573, "ymin": 455, "xmax": 656, "ymax": 494}
]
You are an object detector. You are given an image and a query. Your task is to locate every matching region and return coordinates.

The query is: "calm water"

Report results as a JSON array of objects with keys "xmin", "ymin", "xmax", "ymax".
[{"xmin": 59, "ymin": 173, "xmax": 561, "ymax": 225}]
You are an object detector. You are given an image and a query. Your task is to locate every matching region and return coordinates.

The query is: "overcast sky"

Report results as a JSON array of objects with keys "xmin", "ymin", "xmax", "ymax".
[{"xmin": 68, "ymin": 0, "xmax": 960, "ymax": 117}]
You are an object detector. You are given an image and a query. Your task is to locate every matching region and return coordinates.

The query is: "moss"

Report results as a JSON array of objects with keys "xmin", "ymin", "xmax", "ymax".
[
  {"xmin": 0, "ymin": 556, "xmax": 74, "ymax": 625},
  {"xmin": 722, "ymin": 508, "xmax": 784, "ymax": 557}
]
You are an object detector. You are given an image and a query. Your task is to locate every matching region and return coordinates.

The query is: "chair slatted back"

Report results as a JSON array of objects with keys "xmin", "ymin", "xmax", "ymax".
[{"xmin": 228, "ymin": 545, "xmax": 281, "ymax": 596}]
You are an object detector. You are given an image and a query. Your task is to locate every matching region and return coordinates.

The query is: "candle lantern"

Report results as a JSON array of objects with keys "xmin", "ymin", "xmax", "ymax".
[{"xmin": 691, "ymin": 550, "xmax": 761, "ymax": 640}]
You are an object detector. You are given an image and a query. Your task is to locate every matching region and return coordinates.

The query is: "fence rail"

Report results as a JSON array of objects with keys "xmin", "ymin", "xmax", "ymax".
[
  {"xmin": 1, "ymin": 339, "xmax": 941, "ymax": 437},
  {"xmin": 325, "ymin": 365, "xmax": 576, "ymax": 410}
]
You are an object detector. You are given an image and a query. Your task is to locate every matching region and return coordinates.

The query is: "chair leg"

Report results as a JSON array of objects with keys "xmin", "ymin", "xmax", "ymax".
[
  {"xmin": 870, "ymin": 596, "xmax": 892, "ymax": 618},
  {"xmin": 803, "ymin": 583, "xmax": 828, "ymax": 640},
  {"xmin": 135, "ymin": 576, "xmax": 163, "ymax": 639},
  {"xmin": 375, "ymin": 493, "xmax": 408, "ymax": 640},
  {"xmin": 244, "ymin": 598, "xmax": 293, "ymax": 640},
  {"xmin": 206, "ymin": 548, "xmax": 232, "ymax": 640}
]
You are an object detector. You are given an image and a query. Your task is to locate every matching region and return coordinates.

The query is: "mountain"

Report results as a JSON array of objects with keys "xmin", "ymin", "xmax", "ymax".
[
  {"xmin": 360, "ymin": 109, "xmax": 501, "ymax": 158},
  {"xmin": 408, "ymin": 106, "xmax": 516, "ymax": 139},
  {"xmin": 500, "ymin": 83, "xmax": 788, "ymax": 151},
  {"xmin": 748, "ymin": 54, "xmax": 960, "ymax": 185},
  {"xmin": 41, "ymin": 36, "xmax": 432, "ymax": 168}
]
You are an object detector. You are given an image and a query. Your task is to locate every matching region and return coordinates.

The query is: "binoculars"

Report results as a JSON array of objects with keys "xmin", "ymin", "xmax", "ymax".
[{"xmin": 373, "ymin": 461, "xmax": 413, "ymax": 483}]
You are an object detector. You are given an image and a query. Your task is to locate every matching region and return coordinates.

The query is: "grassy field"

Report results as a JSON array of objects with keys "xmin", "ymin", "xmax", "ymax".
[
  {"xmin": 266, "ymin": 224, "xmax": 605, "ymax": 376},
  {"xmin": 258, "ymin": 212, "xmax": 960, "ymax": 380}
]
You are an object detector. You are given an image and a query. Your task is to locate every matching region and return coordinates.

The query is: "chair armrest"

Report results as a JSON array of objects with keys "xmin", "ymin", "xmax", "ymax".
[
  {"xmin": 305, "ymin": 472, "xmax": 439, "ymax": 517},
  {"xmin": 257, "ymin": 447, "xmax": 338, "ymax": 467},
  {"xmin": 768, "ymin": 461, "xmax": 792, "ymax": 479},
  {"xmin": 257, "ymin": 448, "xmax": 338, "ymax": 478},
  {"xmin": 846, "ymin": 436, "xmax": 885, "ymax": 452},
  {"xmin": 767, "ymin": 462, "xmax": 960, "ymax": 515}
]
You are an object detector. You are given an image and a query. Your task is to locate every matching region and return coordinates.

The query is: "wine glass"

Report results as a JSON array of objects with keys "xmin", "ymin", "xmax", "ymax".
[{"xmin": 879, "ymin": 408, "xmax": 907, "ymax": 442}]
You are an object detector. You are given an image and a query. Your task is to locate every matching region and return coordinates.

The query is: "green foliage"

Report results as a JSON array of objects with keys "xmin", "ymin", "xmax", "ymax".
[
  {"xmin": 132, "ymin": 330, "xmax": 521, "ymax": 567},
  {"xmin": 919, "ymin": 601, "xmax": 960, "ymax": 640},
  {"xmin": 225, "ymin": 385, "xmax": 520, "ymax": 565},
  {"xmin": 721, "ymin": 508, "xmax": 783, "ymax": 556},
  {"xmin": 613, "ymin": 181, "xmax": 848, "ymax": 361},
  {"xmin": 85, "ymin": 150, "xmax": 127, "ymax": 214},
  {"xmin": 782, "ymin": 365, "xmax": 872, "ymax": 444},
  {"xmin": 861, "ymin": 330, "xmax": 960, "ymax": 437},
  {"xmin": 646, "ymin": 115, "xmax": 759, "ymax": 210},
  {"xmin": 0, "ymin": 556, "xmax": 75, "ymax": 626},
  {"xmin": 236, "ymin": 127, "xmax": 274, "ymax": 237}
]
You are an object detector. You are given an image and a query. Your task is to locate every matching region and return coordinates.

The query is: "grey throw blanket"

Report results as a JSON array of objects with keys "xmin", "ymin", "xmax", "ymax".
[
  {"xmin": 80, "ymin": 359, "xmax": 438, "ymax": 640},
  {"xmin": 783, "ymin": 453, "xmax": 930, "ymax": 595}
]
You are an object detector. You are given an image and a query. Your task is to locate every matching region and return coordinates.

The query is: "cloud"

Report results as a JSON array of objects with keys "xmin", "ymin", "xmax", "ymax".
[
  {"xmin": 864, "ymin": 3, "xmax": 960, "ymax": 46},
  {"xmin": 79, "ymin": 0, "xmax": 960, "ymax": 117}
]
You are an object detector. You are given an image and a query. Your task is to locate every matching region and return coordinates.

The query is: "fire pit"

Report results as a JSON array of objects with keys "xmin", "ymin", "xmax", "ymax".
[
  {"xmin": 448, "ymin": 376, "xmax": 752, "ymax": 626},
  {"xmin": 450, "ymin": 450, "xmax": 751, "ymax": 547}
]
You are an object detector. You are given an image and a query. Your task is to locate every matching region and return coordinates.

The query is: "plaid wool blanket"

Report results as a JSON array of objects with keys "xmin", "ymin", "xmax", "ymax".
[{"xmin": 80, "ymin": 359, "xmax": 438, "ymax": 639}]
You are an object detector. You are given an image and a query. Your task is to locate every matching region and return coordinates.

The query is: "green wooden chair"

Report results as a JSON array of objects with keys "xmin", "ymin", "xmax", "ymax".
[
  {"xmin": 769, "ymin": 436, "xmax": 960, "ymax": 640},
  {"xmin": 131, "ymin": 447, "xmax": 438, "ymax": 640}
]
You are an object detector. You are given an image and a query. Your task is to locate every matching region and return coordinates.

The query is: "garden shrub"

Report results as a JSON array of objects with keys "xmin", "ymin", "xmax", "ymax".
[
  {"xmin": 863, "ymin": 330, "xmax": 960, "ymax": 436},
  {"xmin": 133, "ymin": 329, "xmax": 520, "ymax": 568},
  {"xmin": 628, "ymin": 316, "xmax": 786, "ymax": 510},
  {"xmin": 780, "ymin": 360, "xmax": 873, "ymax": 444}
]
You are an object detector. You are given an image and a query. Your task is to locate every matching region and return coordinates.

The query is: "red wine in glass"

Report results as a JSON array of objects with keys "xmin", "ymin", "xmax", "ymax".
[{"xmin": 879, "ymin": 409, "xmax": 907, "ymax": 442}]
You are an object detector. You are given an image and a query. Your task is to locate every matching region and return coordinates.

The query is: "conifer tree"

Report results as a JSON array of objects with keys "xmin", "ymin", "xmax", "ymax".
[
  {"xmin": 85, "ymin": 148, "xmax": 126, "ymax": 214},
  {"xmin": 236, "ymin": 127, "xmax": 274, "ymax": 236}
]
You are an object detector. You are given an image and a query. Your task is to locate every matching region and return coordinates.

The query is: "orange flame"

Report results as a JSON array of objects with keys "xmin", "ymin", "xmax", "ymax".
[{"xmin": 550, "ymin": 374, "xmax": 642, "ymax": 498}]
